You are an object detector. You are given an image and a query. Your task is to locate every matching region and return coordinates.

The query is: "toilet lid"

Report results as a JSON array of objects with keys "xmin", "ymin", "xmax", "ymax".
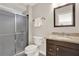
[{"xmin": 25, "ymin": 45, "xmax": 38, "ymax": 54}]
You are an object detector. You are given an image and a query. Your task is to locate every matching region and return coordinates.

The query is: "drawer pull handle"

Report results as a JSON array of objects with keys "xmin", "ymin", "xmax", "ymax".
[
  {"xmin": 57, "ymin": 48, "xmax": 59, "ymax": 51},
  {"xmin": 49, "ymin": 49, "xmax": 52, "ymax": 51}
]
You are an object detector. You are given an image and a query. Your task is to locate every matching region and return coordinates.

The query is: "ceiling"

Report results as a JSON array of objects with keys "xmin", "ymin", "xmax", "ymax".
[{"xmin": 0, "ymin": 3, "xmax": 36, "ymax": 15}]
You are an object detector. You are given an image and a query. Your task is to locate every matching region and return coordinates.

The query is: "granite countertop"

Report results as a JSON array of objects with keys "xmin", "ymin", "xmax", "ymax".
[{"xmin": 45, "ymin": 34, "xmax": 79, "ymax": 44}]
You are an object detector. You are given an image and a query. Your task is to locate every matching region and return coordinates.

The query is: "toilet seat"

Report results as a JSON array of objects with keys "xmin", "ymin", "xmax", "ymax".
[
  {"xmin": 25, "ymin": 45, "xmax": 38, "ymax": 54},
  {"xmin": 24, "ymin": 36, "xmax": 43, "ymax": 56}
]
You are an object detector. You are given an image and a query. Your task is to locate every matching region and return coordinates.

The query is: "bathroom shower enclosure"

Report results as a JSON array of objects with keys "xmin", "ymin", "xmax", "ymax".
[{"xmin": 0, "ymin": 9, "xmax": 28, "ymax": 56}]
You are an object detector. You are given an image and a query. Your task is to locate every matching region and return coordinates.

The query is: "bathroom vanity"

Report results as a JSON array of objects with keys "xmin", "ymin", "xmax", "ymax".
[{"xmin": 46, "ymin": 34, "xmax": 79, "ymax": 56}]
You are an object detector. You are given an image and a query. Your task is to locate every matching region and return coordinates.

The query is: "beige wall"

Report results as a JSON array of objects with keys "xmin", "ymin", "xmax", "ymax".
[
  {"xmin": 32, "ymin": 3, "xmax": 53, "ymax": 55},
  {"xmin": 32, "ymin": 3, "xmax": 79, "ymax": 55},
  {"xmin": 32, "ymin": 3, "xmax": 53, "ymax": 36}
]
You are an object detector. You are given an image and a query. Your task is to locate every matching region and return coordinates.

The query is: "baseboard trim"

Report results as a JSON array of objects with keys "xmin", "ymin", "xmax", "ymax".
[
  {"xmin": 14, "ymin": 51, "xmax": 24, "ymax": 56},
  {"xmin": 14, "ymin": 50, "xmax": 46, "ymax": 56},
  {"xmin": 39, "ymin": 50, "xmax": 46, "ymax": 56}
]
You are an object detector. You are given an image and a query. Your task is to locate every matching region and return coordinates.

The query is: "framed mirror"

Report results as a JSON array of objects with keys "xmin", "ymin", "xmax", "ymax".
[{"xmin": 54, "ymin": 3, "xmax": 75, "ymax": 27}]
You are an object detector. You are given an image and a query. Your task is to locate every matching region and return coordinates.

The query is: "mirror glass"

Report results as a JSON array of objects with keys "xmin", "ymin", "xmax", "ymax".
[{"xmin": 54, "ymin": 3, "xmax": 75, "ymax": 27}]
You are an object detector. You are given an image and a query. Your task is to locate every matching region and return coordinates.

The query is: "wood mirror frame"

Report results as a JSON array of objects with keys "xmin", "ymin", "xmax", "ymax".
[{"xmin": 54, "ymin": 3, "xmax": 75, "ymax": 27}]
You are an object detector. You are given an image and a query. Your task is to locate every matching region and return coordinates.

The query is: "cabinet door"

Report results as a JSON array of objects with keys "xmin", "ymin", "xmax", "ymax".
[
  {"xmin": 47, "ymin": 44, "xmax": 56, "ymax": 56},
  {"xmin": 57, "ymin": 46, "xmax": 79, "ymax": 56},
  {"xmin": 61, "ymin": 47, "xmax": 79, "ymax": 56},
  {"xmin": 56, "ymin": 46, "xmax": 63, "ymax": 56}
]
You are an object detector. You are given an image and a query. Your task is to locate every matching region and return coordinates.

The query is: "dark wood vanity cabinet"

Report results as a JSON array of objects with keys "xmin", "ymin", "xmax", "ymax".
[{"xmin": 46, "ymin": 39, "xmax": 79, "ymax": 56}]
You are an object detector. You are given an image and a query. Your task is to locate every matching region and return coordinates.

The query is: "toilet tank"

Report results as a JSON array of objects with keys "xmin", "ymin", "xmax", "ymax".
[{"xmin": 33, "ymin": 36, "xmax": 43, "ymax": 46}]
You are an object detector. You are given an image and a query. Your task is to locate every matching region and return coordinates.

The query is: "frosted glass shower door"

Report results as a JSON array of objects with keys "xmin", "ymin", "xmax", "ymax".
[
  {"xmin": 15, "ymin": 14, "xmax": 28, "ymax": 54},
  {"xmin": 0, "ymin": 10, "xmax": 15, "ymax": 56}
]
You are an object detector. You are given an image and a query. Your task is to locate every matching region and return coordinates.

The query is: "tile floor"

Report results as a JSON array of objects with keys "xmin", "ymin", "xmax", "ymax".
[{"xmin": 16, "ymin": 52, "xmax": 44, "ymax": 56}]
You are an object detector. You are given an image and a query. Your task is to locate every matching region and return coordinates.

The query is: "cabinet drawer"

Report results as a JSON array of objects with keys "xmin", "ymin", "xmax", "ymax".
[{"xmin": 47, "ymin": 44, "xmax": 56, "ymax": 56}]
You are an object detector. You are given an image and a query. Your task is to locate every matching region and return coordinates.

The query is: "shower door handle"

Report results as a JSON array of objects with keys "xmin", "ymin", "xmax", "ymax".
[
  {"xmin": 14, "ymin": 34, "xmax": 16, "ymax": 54},
  {"xmin": 14, "ymin": 34, "xmax": 16, "ymax": 40}
]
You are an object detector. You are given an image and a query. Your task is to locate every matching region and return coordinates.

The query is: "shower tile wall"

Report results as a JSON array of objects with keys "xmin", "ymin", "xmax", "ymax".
[
  {"xmin": 0, "ymin": 11, "xmax": 15, "ymax": 34},
  {"xmin": 0, "ymin": 35, "xmax": 15, "ymax": 56},
  {"xmin": 0, "ymin": 10, "xmax": 27, "ymax": 56},
  {"xmin": 15, "ymin": 14, "xmax": 27, "ymax": 54},
  {"xmin": 0, "ymin": 10, "xmax": 15, "ymax": 56},
  {"xmin": 16, "ymin": 14, "xmax": 26, "ymax": 33}
]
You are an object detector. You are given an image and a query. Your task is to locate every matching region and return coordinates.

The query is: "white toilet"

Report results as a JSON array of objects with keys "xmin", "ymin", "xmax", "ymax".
[{"xmin": 25, "ymin": 36, "xmax": 43, "ymax": 56}]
